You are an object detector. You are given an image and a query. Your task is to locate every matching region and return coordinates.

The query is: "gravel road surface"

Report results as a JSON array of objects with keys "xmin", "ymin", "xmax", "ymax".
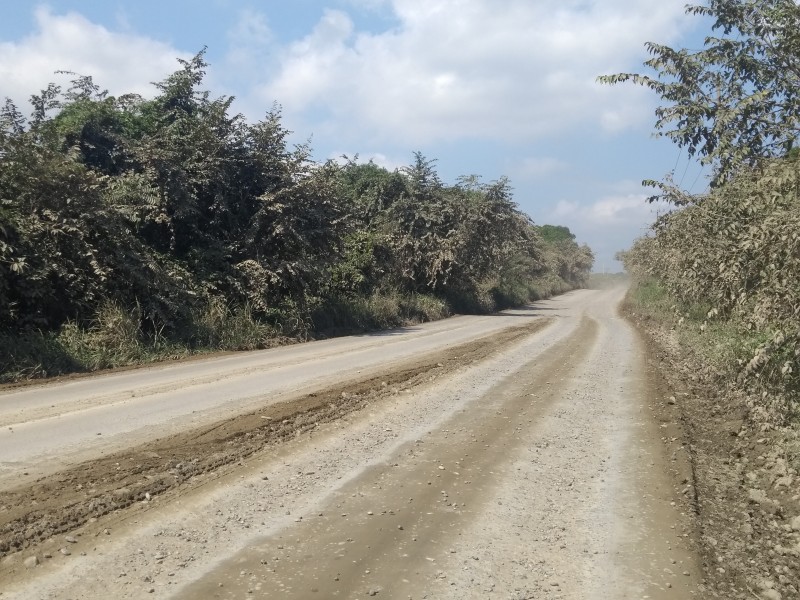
[{"xmin": 0, "ymin": 286, "xmax": 702, "ymax": 599}]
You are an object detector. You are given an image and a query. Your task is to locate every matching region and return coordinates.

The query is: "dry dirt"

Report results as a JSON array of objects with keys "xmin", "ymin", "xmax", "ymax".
[
  {"xmin": 0, "ymin": 320, "xmax": 550, "ymax": 558},
  {"xmin": 626, "ymin": 302, "xmax": 800, "ymax": 600},
  {"xmin": 0, "ymin": 286, "xmax": 708, "ymax": 598}
]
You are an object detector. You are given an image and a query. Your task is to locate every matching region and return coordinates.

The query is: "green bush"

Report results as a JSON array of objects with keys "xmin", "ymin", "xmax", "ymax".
[
  {"xmin": 622, "ymin": 158, "xmax": 800, "ymax": 421},
  {"xmin": 0, "ymin": 55, "xmax": 592, "ymax": 382}
]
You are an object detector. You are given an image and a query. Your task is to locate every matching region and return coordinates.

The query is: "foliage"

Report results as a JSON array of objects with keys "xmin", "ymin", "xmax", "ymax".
[
  {"xmin": 534, "ymin": 225, "xmax": 594, "ymax": 288},
  {"xmin": 620, "ymin": 156, "xmax": 800, "ymax": 420},
  {"xmin": 537, "ymin": 224, "xmax": 575, "ymax": 244},
  {"xmin": 599, "ymin": 0, "xmax": 800, "ymax": 189},
  {"xmin": 0, "ymin": 51, "xmax": 593, "ymax": 381},
  {"xmin": 311, "ymin": 289, "xmax": 450, "ymax": 333},
  {"xmin": 603, "ymin": 1, "xmax": 800, "ymax": 421},
  {"xmin": 331, "ymin": 156, "xmax": 593, "ymax": 312}
]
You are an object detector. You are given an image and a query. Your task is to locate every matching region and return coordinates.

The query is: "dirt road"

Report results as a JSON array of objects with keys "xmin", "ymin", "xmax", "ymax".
[{"xmin": 0, "ymin": 286, "xmax": 702, "ymax": 598}]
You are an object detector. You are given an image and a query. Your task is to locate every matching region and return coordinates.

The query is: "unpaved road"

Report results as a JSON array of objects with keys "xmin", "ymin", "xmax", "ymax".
[{"xmin": 0, "ymin": 286, "xmax": 703, "ymax": 598}]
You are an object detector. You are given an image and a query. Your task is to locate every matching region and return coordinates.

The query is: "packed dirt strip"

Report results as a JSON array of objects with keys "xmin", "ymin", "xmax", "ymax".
[
  {"xmin": 0, "ymin": 287, "xmax": 703, "ymax": 598},
  {"xmin": 0, "ymin": 310, "xmax": 555, "ymax": 487},
  {"xmin": 0, "ymin": 320, "xmax": 550, "ymax": 558}
]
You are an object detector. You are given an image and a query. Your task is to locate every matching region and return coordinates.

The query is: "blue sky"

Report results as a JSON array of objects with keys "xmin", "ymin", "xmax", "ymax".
[{"xmin": 0, "ymin": 1, "xmax": 710, "ymax": 271}]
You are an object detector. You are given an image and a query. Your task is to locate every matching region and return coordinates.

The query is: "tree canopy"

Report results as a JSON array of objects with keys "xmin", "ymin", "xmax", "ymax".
[
  {"xmin": 599, "ymin": 0, "xmax": 800, "ymax": 192},
  {"xmin": 610, "ymin": 1, "xmax": 800, "ymax": 421},
  {"xmin": 0, "ymin": 50, "xmax": 593, "ymax": 379}
]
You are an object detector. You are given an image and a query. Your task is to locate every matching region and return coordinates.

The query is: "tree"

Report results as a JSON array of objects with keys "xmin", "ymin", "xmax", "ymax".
[
  {"xmin": 599, "ymin": 0, "xmax": 800, "ymax": 189},
  {"xmin": 537, "ymin": 224, "xmax": 576, "ymax": 244},
  {"xmin": 534, "ymin": 225, "xmax": 593, "ymax": 287},
  {"xmin": 387, "ymin": 153, "xmax": 455, "ymax": 291},
  {"xmin": 0, "ymin": 49, "xmax": 595, "ymax": 379},
  {"xmin": 240, "ymin": 157, "xmax": 347, "ymax": 311}
]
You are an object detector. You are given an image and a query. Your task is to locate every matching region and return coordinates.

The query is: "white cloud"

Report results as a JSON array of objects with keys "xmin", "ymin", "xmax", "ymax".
[
  {"xmin": 225, "ymin": 8, "xmax": 274, "ymax": 66},
  {"xmin": 228, "ymin": 8, "xmax": 274, "ymax": 48},
  {"xmin": 218, "ymin": 8, "xmax": 280, "ymax": 100},
  {"xmin": 553, "ymin": 193, "xmax": 671, "ymax": 226},
  {"xmin": 513, "ymin": 157, "xmax": 569, "ymax": 180},
  {"xmin": 251, "ymin": 0, "xmax": 689, "ymax": 145},
  {"xmin": 342, "ymin": 0, "xmax": 391, "ymax": 10},
  {"xmin": 262, "ymin": 10, "xmax": 355, "ymax": 113},
  {"xmin": 0, "ymin": 7, "xmax": 186, "ymax": 110},
  {"xmin": 331, "ymin": 151, "xmax": 406, "ymax": 171},
  {"xmin": 545, "ymin": 187, "xmax": 676, "ymax": 270}
]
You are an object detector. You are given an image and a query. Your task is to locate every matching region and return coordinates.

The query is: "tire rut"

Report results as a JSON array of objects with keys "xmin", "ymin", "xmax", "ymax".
[
  {"xmin": 173, "ymin": 316, "xmax": 598, "ymax": 599},
  {"xmin": 0, "ymin": 319, "xmax": 552, "ymax": 560}
]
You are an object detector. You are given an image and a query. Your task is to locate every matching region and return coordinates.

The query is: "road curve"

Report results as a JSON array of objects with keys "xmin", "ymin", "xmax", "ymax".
[{"xmin": 0, "ymin": 286, "xmax": 703, "ymax": 599}]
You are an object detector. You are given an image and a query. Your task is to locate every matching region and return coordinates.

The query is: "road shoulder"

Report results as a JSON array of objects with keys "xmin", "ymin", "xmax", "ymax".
[{"xmin": 622, "ymin": 295, "xmax": 800, "ymax": 599}]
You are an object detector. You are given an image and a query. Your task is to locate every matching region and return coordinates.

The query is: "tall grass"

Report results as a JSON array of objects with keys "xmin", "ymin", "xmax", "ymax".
[
  {"xmin": 625, "ymin": 278, "xmax": 798, "ymax": 424},
  {"xmin": 191, "ymin": 298, "xmax": 279, "ymax": 349},
  {"xmin": 0, "ymin": 292, "xmax": 451, "ymax": 383},
  {"xmin": 1, "ymin": 274, "xmax": 581, "ymax": 383},
  {"xmin": 312, "ymin": 290, "xmax": 450, "ymax": 333},
  {"xmin": 0, "ymin": 300, "xmax": 279, "ymax": 383}
]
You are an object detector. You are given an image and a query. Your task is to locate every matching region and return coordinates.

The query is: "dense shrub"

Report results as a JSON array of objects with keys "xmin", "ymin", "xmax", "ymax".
[
  {"xmin": 0, "ymin": 52, "xmax": 592, "ymax": 381},
  {"xmin": 620, "ymin": 157, "xmax": 800, "ymax": 418}
]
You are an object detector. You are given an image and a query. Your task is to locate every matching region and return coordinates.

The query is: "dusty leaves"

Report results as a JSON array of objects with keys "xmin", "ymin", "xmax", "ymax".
[{"xmin": 621, "ymin": 157, "xmax": 800, "ymax": 418}]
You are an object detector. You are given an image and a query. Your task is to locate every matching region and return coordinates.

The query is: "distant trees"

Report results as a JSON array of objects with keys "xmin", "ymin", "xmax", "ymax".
[
  {"xmin": 534, "ymin": 225, "xmax": 594, "ymax": 289},
  {"xmin": 0, "ymin": 50, "xmax": 593, "ymax": 379}
]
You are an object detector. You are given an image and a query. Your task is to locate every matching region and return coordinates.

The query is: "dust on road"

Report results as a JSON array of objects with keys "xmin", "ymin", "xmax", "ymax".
[{"xmin": 0, "ymin": 286, "xmax": 703, "ymax": 599}]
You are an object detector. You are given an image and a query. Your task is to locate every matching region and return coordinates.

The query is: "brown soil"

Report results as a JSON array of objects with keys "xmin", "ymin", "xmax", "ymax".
[
  {"xmin": 0, "ymin": 286, "xmax": 711, "ymax": 599},
  {"xmin": 0, "ymin": 319, "xmax": 551, "ymax": 561},
  {"xmin": 177, "ymin": 316, "xmax": 600, "ymax": 599},
  {"xmin": 624, "ymin": 301, "xmax": 800, "ymax": 599},
  {"xmin": 173, "ymin": 309, "xmax": 702, "ymax": 600}
]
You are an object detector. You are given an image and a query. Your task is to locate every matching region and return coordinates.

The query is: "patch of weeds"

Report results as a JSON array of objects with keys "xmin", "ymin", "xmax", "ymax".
[
  {"xmin": 399, "ymin": 293, "xmax": 449, "ymax": 322},
  {"xmin": 312, "ymin": 290, "xmax": 450, "ymax": 334},
  {"xmin": 191, "ymin": 298, "xmax": 278, "ymax": 350},
  {"xmin": 0, "ymin": 330, "xmax": 84, "ymax": 382}
]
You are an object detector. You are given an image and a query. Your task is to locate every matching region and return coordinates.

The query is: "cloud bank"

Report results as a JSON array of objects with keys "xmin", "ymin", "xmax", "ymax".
[
  {"xmin": 251, "ymin": 0, "xmax": 687, "ymax": 144},
  {"xmin": 0, "ymin": 7, "xmax": 185, "ymax": 111}
]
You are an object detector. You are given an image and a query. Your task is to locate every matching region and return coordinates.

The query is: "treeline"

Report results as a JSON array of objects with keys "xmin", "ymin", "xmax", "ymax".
[
  {"xmin": 608, "ymin": 0, "xmax": 800, "ymax": 422},
  {"xmin": 0, "ymin": 52, "xmax": 592, "ymax": 380},
  {"xmin": 619, "ymin": 156, "xmax": 800, "ymax": 420}
]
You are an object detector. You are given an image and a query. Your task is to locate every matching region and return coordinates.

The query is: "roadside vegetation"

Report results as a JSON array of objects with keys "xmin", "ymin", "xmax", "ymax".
[
  {"xmin": 619, "ymin": 153, "xmax": 800, "ymax": 425},
  {"xmin": 603, "ymin": 0, "xmax": 800, "ymax": 425},
  {"xmin": 604, "ymin": 2, "xmax": 800, "ymax": 598},
  {"xmin": 0, "ymin": 52, "xmax": 592, "ymax": 382}
]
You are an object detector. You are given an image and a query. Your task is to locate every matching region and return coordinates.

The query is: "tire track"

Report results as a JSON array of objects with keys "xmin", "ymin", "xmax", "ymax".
[
  {"xmin": 174, "ymin": 316, "xmax": 598, "ymax": 599},
  {"xmin": 0, "ymin": 319, "xmax": 552, "ymax": 559}
]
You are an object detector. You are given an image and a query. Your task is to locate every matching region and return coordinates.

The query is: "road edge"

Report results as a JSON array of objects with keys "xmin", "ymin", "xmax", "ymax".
[{"xmin": 620, "ymin": 290, "xmax": 800, "ymax": 599}]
